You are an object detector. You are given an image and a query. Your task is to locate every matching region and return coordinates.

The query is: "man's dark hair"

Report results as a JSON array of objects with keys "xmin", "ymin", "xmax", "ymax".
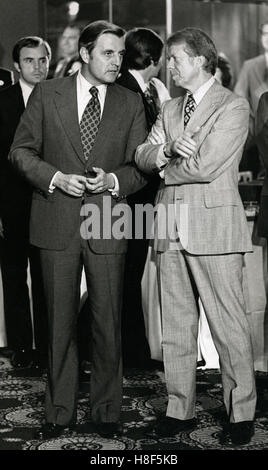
[
  {"xmin": 217, "ymin": 54, "xmax": 232, "ymax": 89},
  {"xmin": 123, "ymin": 27, "xmax": 163, "ymax": 70},
  {"xmin": 12, "ymin": 36, "xmax": 52, "ymax": 64},
  {"xmin": 79, "ymin": 20, "xmax": 125, "ymax": 55},
  {"xmin": 167, "ymin": 27, "xmax": 218, "ymax": 75}
]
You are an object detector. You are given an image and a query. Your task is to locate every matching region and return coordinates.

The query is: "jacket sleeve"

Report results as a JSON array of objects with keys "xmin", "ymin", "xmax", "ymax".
[
  {"xmin": 256, "ymin": 92, "xmax": 268, "ymax": 173},
  {"xmin": 9, "ymin": 83, "xmax": 59, "ymax": 193}
]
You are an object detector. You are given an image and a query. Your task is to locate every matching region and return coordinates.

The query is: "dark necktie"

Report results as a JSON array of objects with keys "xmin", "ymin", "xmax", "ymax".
[
  {"xmin": 144, "ymin": 81, "xmax": 159, "ymax": 128},
  {"xmin": 184, "ymin": 93, "xmax": 196, "ymax": 128},
  {"xmin": 80, "ymin": 86, "xmax": 101, "ymax": 161}
]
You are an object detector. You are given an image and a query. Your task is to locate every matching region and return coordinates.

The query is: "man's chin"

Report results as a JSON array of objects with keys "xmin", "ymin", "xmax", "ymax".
[
  {"xmin": 172, "ymin": 78, "xmax": 182, "ymax": 87},
  {"xmin": 104, "ymin": 77, "xmax": 118, "ymax": 84}
]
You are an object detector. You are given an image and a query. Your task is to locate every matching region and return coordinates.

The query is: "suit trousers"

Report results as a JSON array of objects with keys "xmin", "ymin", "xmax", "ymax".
[
  {"xmin": 0, "ymin": 235, "xmax": 47, "ymax": 353},
  {"xmin": 40, "ymin": 228, "xmax": 125, "ymax": 426},
  {"xmin": 157, "ymin": 250, "xmax": 256, "ymax": 423}
]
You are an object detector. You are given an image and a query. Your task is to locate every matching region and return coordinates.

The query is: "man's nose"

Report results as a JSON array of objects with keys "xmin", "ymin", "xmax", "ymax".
[
  {"xmin": 33, "ymin": 60, "xmax": 40, "ymax": 70},
  {"xmin": 113, "ymin": 54, "xmax": 121, "ymax": 67}
]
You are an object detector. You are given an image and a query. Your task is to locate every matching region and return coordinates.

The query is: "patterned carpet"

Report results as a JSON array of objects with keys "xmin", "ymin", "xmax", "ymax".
[{"xmin": 0, "ymin": 354, "xmax": 268, "ymax": 452}]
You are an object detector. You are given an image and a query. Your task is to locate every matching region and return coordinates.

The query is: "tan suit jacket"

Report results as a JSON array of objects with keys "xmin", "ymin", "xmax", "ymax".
[{"xmin": 135, "ymin": 80, "xmax": 252, "ymax": 255}]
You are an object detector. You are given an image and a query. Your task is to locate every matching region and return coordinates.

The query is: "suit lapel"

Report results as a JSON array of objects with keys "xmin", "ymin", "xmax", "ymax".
[
  {"xmin": 54, "ymin": 74, "xmax": 85, "ymax": 164},
  {"xmin": 167, "ymin": 81, "xmax": 227, "ymax": 141},
  {"xmin": 187, "ymin": 81, "xmax": 226, "ymax": 133}
]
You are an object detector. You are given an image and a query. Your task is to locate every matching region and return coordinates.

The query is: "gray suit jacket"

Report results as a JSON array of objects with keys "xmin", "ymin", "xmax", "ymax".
[
  {"xmin": 9, "ymin": 74, "xmax": 147, "ymax": 253},
  {"xmin": 256, "ymin": 91, "xmax": 268, "ymax": 195},
  {"xmin": 135, "ymin": 80, "xmax": 252, "ymax": 255}
]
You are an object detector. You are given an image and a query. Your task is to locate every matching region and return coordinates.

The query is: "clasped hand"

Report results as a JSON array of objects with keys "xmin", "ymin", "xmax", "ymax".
[{"xmin": 54, "ymin": 167, "xmax": 114, "ymax": 197}]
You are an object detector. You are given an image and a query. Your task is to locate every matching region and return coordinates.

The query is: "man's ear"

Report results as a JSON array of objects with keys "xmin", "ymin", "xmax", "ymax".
[
  {"xmin": 196, "ymin": 55, "xmax": 206, "ymax": 69},
  {"xmin": 14, "ymin": 62, "xmax": 20, "ymax": 73},
  {"xmin": 79, "ymin": 46, "xmax": 89, "ymax": 64}
]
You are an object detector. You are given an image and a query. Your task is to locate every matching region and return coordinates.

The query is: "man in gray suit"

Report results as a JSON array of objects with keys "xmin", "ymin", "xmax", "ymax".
[
  {"xmin": 135, "ymin": 27, "xmax": 256, "ymax": 446},
  {"xmin": 235, "ymin": 22, "xmax": 268, "ymax": 177},
  {"xmin": 235, "ymin": 22, "xmax": 268, "ymax": 138},
  {"xmin": 10, "ymin": 20, "xmax": 147, "ymax": 440}
]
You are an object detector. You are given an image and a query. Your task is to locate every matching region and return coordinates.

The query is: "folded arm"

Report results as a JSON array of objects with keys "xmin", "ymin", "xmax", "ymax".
[
  {"xmin": 164, "ymin": 99, "xmax": 249, "ymax": 185},
  {"xmin": 136, "ymin": 97, "xmax": 249, "ymax": 185}
]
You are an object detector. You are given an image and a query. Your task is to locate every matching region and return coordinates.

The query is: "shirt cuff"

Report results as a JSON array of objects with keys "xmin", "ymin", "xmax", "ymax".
[
  {"xmin": 156, "ymin": 144, "xmax": 170, "ymax": 170},
  {"xmin": 108, "ymin": 172, "xmax": 119, "ymax": 196},
  {"xmin": 48, "ymin": 171, "xmax": 60, "ymax": 193}
]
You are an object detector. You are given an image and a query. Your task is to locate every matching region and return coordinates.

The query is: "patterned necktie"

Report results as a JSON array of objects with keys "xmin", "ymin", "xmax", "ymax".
[
  {"xmin": 144, "ymin": 81, "xmax": 159, "ymax": 128},
  {"xmin": 80, "ymin": 86, "xmax": 101, "ymax": 161},
  {"xmin": 184, "ymin": 93, "xmax": 196, "ymax": 128}
]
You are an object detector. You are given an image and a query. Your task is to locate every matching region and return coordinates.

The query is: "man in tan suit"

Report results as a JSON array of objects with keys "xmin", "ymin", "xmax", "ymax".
[{"xmin": 135, "ymin": 27, "xmax": 256, "ymax": 446}]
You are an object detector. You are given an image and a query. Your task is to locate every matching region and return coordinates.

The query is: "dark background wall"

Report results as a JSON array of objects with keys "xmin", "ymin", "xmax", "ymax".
[
  {"xmin": 173, "ymin": 1, "xmax": 268, "ymax": 81},
  {"xmin": 1, "ymin": 0, "xmax": 268, "ymax": 94},
  {"xmin": 0, "ymin": 0, "xmax": 46, "ymax": 70}
]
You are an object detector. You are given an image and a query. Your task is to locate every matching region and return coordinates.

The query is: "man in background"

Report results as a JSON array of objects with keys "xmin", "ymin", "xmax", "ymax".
[
  {"xmin": 0, "ymin": 36, "xmax": 51, "ymax": 369},
  {"xmin": 50, "ymin": 24, "xmax": 81, "ymax": 78},
  {"xmin": 117, "ymin": 27, "xmax": 169, "ymax": 369},
  {"xmin": 235, "ymin": 21, "xmax": 268, "ymax": 176}
]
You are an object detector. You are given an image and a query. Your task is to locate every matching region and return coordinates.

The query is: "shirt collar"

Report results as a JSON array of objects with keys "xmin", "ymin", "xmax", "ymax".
[
  {"xmin": 77, "ymin": 70, "xmax": 107, "ymax": 100},
  {"xmin": 190, "ymin": 75, "xmax": 215, "ymax": 105},
  {"xmin": 128, "ymin": 69, "xmax": 148, "ymax": 93},
  {"xmin": 19, "ymin": 78, "xmax": 34, "ymax": 106}
]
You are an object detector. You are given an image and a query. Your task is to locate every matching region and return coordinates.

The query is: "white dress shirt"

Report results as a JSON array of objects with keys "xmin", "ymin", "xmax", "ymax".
[
  {"xmin": 77, "ymin": 70, "xmax": 107, "ymax": 121},
  {"xmin": 19, "ymin": 78, "xmax": 34, "ymax": 107},
  {"xmin": 128, "ymin": 69, "xmax": 171, "ymax": 105},
  {"xmin": 128, "ymin": 69, "xmax": 148, "ymax": 93},
  {"xmin": 50, "ymin": 71, "xmax": 119, "ymax": 194}
]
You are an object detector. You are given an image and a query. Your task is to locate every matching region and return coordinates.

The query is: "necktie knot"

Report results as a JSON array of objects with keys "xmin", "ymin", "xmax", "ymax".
[
  {"xmin": 184, "ymin": 93, "xmax": 196, "ymax": 127},
  {"xmin": 90, "ymin": 86, "xmax": 98, "ymax": 100}
]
